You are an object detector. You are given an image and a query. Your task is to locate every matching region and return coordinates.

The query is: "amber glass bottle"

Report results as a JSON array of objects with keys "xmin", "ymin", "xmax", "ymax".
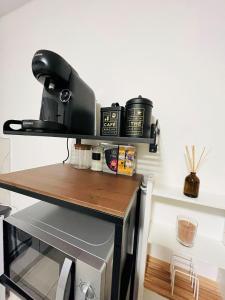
[{"xmin": 183, "ymin": 172, "xmax": 200, "ymax": 198}]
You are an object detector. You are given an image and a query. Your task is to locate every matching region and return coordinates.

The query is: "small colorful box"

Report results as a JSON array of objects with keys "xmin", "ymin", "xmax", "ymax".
[
  {"xmin": 102, "ymin": 144, "xmax": 119, "ymax": 174},
  {"xmin": 118, "ymin": 145, "xmax": 136, "ymax": 176}
]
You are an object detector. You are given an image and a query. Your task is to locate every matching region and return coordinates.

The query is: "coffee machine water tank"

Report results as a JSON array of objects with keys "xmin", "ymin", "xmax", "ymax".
[{"xmin": 31, "ymin": 50, "xmax": 96, "ymax": 134}]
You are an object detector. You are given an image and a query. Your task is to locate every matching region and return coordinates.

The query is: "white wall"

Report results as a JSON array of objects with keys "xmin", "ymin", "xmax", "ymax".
[
  {"xmin": 0, "ymin": 217, "xmax": 3, "ymax": 275},
  {"xmin": 0, "ymin": 0, "xmax": 225, "ymax": 210},
  {"xmin": 0, "ymin": 138, "xmax": 10, "ymax": 206}
]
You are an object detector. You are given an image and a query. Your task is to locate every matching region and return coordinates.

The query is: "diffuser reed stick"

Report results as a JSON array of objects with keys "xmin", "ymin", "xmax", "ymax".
[
  {"xmin": 185, "ymin": 145, "xmax": 206, "ymax": 173},
  {"xmin": 192, "ymin": 145, "xmax": 195, "ymax": 172},
  {"xmin": 185, "ymin": 146, "xmax": 192, "ymax": 172},
  {"xmin": 195, "ymin": 147, "xmax": 206, "ymax": 173}
]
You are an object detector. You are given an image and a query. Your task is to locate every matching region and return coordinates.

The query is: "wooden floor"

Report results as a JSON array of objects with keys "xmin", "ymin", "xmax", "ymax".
[
  {"xmin": 143, "ymin": 289, "xmax": 167, "ymax": 300},
  {"xmin": 144, "ymin": 256, "xmax": 223, "ymax": 300}
]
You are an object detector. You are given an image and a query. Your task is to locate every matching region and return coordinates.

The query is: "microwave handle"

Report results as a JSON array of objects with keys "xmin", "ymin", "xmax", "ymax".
[{"xmin": 56, "ymin": 258, "xmax": 74, "ymax": 300}]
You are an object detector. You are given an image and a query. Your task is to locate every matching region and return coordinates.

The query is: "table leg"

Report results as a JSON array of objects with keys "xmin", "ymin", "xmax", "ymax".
[
  {"xmin": 111, "ymin": 222, "xmax": 123, "ymax": 300},
  {"xmin": 129, "ymin": 189, "xmax": 141, "ymax": 300}
]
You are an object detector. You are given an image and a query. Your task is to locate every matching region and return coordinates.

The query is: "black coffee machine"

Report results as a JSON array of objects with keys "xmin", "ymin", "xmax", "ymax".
[{"xmin": 4, "ymin": 50, "xmax": 96, "ymax": 134}]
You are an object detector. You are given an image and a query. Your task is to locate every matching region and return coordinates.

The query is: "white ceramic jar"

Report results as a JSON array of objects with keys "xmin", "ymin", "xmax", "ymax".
[{"xmin": 91, "ymin": 145, "xmax": 103, "ymax": 172}]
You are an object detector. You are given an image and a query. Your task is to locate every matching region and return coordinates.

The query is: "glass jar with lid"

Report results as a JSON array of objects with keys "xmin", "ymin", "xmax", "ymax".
[{"xmin": 73, "ymin": 144, "xmax": 92, "ymax": 169}]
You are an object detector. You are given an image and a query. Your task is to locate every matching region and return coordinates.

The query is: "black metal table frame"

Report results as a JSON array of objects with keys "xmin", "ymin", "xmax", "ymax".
[{"xmin": 0, "ymin": 181, "xmax": 141, "ymax": 300}]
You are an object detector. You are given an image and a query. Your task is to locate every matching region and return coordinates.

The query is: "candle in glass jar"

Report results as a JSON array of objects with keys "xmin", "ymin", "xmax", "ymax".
[{"xmin": 177, "ymin": 216, "xmax": 198, "ymax": 247}]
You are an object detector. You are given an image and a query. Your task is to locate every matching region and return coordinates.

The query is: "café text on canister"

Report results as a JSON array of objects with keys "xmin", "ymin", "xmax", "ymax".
[{"xmin": 125, "ymin": 95, "xmax": 153, "ymax": 138}]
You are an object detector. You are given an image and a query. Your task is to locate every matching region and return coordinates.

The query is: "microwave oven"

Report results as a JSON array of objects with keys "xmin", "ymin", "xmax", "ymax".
[{"xmin": 2, "ymin": 202, "xmax": 114, "ymax": 300}]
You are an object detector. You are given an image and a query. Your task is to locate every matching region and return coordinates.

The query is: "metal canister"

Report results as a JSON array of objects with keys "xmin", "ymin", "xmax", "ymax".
[
  {"xmin": 100, "ymin": 103, "xmax": 125, "ymax": 136},
  {"xmin": 125, "ymin": 95, "xmax": 153, "ymax": 138}
]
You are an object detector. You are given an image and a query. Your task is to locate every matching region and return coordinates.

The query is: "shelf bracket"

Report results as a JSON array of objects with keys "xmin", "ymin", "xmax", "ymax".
[
  {"xmin": 76, "ymin": 138, "xmax": 82, "ymax": 144},
  {"xmin": 149, "ymin": 120, "xmax": 160, "ymax": 153}
]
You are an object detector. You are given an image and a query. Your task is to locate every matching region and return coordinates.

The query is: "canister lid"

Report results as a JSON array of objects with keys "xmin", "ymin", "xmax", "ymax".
[
  {"xmin": 126, "ymin": 95, "xmax": 153, "ymax": 107},
  {"xmin": 74, "ymin": 143, "xmax": 92, "ymax": 150},
  {"xmin": 101, "ymin": 102, "xmax": 124, "ymax": 111}
]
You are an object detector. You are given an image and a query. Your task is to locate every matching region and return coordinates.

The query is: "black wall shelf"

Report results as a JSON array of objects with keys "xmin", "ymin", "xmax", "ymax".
[
  {"xmin": 3, "ymin": 129, "xmax": 152, "ymax": 143},
  {"xmin": 3, "ymin": 119, "xmax": 160, "ymax": 152},
  {"xmin": 3, "ymin": 129, "xmax": 158, "ymax": 152}
]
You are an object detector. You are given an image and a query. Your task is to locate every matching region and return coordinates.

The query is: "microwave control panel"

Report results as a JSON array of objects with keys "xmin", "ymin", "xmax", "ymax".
[{"xmin": 75, "ymin": 259, "xmax": 107, "ymax": 300}]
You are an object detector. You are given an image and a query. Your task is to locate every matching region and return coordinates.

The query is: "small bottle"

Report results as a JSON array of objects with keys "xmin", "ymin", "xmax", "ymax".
[
  {"xmin": 91, "ymin": 145, "xmax": 103, "ymax": 171},
  {"xmin": 183, "ymin": 172, "xmax": 200, "ymax": 198}
]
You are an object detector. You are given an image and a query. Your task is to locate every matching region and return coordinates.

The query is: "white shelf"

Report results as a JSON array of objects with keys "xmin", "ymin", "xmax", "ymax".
[
  {"xmin": 153, "ymin": 185, "xmax": 225, "ymax": 211},
  {"xmin": 149, "ymin": 222, "xmax": 225, "ymax": 269}
]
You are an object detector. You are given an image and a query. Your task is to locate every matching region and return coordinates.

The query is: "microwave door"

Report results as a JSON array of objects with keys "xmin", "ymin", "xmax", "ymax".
[
  {"xmin": 3, "ymin": 221, "xmax": 76, "ymax": 300},
  {"xmin": 0, "ymin": 280, "xmax": 30, "ymax": 300},
  {"xmin": 56, "ymin": 258, "xmax": 75, "ymax": 300}
]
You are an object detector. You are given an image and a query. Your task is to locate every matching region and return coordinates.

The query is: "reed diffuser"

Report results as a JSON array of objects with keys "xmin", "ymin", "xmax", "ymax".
[{"xmin": 184, "ymin": 145, "xmax": 206, "ymax": 198}]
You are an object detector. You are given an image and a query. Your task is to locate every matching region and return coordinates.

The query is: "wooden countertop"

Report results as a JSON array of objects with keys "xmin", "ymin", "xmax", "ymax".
[{"xmin": 0, "ymin": 164, "xmax": 142, "ymax": 219}]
